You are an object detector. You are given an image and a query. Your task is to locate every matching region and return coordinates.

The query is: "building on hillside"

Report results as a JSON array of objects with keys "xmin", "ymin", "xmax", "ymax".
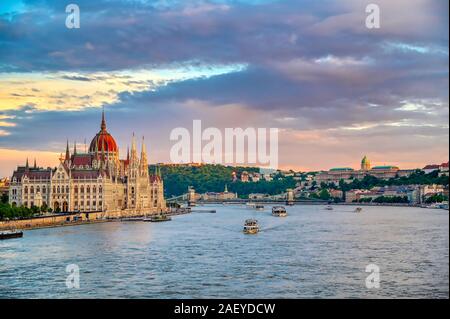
[
  {"xmin": 200, "ymin": 185, "xmax": 238, "ymax": 201},
  {"xmin": 240, "ymin": 171, "xmax": 249, "ymax": 182},
  {"xmin": 345, "ymin": 189, "xmax": 370, "ymax": 203},
  {"xmin": 422, "ymin": 162, "xmax": 449, "ymax": 176},
  {"xmin": 315, "ymin": 156, "xmax": 414, "ymax": 184},
  {"xmin": 439, "ymin": 162, "xmax": 449, "ymax": 176},
  {"xmin": 422, "ymin": 164, "xmax": 441, "ymax": 174},
  {"xmin": 315, "ymin": 167, "xmax": 365, "ymax": 184},
  {"xmin": 328, "ymin": 189, "xmax": 344, "ymax": 199},
  {"xmin": 418, "ymin": 184, "xmax": 445, "ymax": 203},
  {"xmin": 345, "ymin": 185, "xmax": 421, "ymax": 204},
  {"xmin": 9, "ymin": 111, "xmax": 166, "ymax": 214},
  {"xmin": 250, "ymin": 173, "xmax": 261, "ymax": 182},
  {"xmin": 248, "ymin": 193, "xmax": 270, "ymax": 200}
]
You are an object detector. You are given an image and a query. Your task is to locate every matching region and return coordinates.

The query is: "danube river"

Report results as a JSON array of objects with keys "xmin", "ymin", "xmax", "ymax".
[{"xmin": 0, "ymin": 205, "xmax": 448, "ymax": 298}]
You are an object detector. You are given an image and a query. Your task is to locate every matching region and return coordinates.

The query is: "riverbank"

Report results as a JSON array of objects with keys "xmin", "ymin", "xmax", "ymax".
[
  {"xmin": 0, "ymin": 208, "xmax": 191, "ymax": 231},
  {"xmin": 199, "ymin": 200, "xmax": 434, "ymax": 208},
  {"xmin": 18, "ymin": 218, "xmax": 115, "ymax": 231}
]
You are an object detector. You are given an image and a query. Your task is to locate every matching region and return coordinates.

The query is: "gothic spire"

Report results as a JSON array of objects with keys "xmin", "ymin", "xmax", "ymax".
[
  {"xmin": 33, "ymin": 158, "xmax": 37, "ymax": 169},
  {"xmin": 140, "ymin": 136, "xmax": 148, "ymax": 175},
  {"xmin": 140, "ymin": 136, "xmax": 147, "ymax": 159},
  {"xmin": 101, "ymin": 107, "xmax": 106, "ymax": 131},
  {"xmin": 73, "ymin": 141, "xmax": 77, "ymax": 155},
  {"xmin": 65, "ymin": 139, "xmax": 70, "ymax": 161},
  {"xmin": 25, "ymin": 157, "xmax": 29, "ymax": 169},
  {"xmin": 131, "ymin": 132, "xmax": 137, "ymax": 161}
]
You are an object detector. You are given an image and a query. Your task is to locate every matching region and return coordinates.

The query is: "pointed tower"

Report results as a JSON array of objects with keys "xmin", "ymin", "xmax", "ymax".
[
  {"xmin": 33, "ymin": 158, "xmax": 37, "ymax": 169},
  {"xmin": 65, "ymin": 140, "xmax": 70, "ymax": 162},
  {"xmin": 126, "ymin": 133, "xmax": 140, "ymax": 209},
  {"xmin": 128, "ymin": 133, "xmax": 139, "ymax": 180},
  {"xmin": 25, "ymin": 158, "xmax": 29, "ymax": 169},
  {"xmin": 73, "ymin": 141, "xmax": 77, "ymax": 155},
  {"xmin": 131, "ymin": 133, "xmax": 138, "ymax": 161},
  {"xmin": 101, "ymin": 108, "xmax": 107, "ymax": 132},
  {"xmin": 140, "ymin": 136, "xmax": 148, "ymax": 177}
]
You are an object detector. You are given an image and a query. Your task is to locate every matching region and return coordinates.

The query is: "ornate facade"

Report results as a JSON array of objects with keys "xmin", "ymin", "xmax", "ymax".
[
  {"xmin": 9, "ymin": 112, "xmax": 166, "ymax": 214},
  {"xmin": 314, "ymin": 156, "xmax": 415, "ymax": 184}
]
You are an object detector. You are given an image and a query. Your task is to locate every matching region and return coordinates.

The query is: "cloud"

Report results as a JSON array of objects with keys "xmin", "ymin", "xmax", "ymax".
[
  {"xmin": 0, "ymin": 0, "xmax": 448, "ymax": 174},
  {"xmin": 0, "ymin": 0, "xmax": 446, "ymax": 71},
  {"xmin": 0, "ymin": 64, "xmax": 245, "ymax": 111}
]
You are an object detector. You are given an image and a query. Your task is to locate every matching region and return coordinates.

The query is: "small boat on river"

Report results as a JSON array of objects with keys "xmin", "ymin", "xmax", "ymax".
[
  {"xmin": 272, "ymin": 206, "xmax": 288, "ymax": 217},
  {"xmin": 243, "ymin": 219, "xmax": 259, "ymax": 234},
  {"xmin": 143, "ymin": 214, "xmax": 172, "ymax": 222},
  {"xmin": 0, "ymin": 230, "xmax": 23, "ymax": 240}
]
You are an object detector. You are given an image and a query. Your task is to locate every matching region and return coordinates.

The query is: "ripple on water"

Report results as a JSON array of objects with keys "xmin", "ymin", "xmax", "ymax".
[{"xmin": 0, "ymin": 205, "xmax": 448, "ymax": 298}]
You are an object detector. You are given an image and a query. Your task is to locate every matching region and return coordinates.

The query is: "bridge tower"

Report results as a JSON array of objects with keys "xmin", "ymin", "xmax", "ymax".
[
  {"xmin": 188, "ymin": 186, "xmax": 196, "ymax": 207},
  {"xmin": 286, "ymin": 188, "xmax": 294, "ymax": 206}
]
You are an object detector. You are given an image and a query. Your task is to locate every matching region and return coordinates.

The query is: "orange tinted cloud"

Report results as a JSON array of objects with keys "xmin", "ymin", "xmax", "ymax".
[{"xmin": 0, "ymin": 148, "xmax": 60, "ymax": 177}]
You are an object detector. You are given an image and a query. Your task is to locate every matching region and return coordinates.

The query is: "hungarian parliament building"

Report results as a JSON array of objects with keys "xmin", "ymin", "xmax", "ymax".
[{"xmin": 8, "ymin": 112, "xmax": 166, "ymax": 214}]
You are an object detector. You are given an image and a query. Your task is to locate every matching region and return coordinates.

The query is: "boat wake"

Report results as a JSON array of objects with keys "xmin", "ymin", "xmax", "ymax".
[{"xmin": 259, "ymin": 223, "xmax": 288, "ymax": 232}]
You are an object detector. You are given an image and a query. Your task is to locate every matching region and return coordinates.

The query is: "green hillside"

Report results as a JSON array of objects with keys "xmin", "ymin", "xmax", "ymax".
[{"xmin": 149, "ymin": 164, "xmax": 296, "ymax": 198}]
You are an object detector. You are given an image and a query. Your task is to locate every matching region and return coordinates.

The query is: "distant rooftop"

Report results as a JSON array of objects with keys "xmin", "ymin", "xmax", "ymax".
[
  {"xmin": 371, "ymin": 165, "xmax": 399, "ymax": 170},
  {"xmin": 330, "ymin": 167, "xmax": 354, "ymax": 172}
]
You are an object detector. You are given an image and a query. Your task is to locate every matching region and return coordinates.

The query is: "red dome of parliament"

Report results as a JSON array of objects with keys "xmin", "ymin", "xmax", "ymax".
[{"xmin": 89, "ymin": 111, "xmax": 118, "ymax": 154}]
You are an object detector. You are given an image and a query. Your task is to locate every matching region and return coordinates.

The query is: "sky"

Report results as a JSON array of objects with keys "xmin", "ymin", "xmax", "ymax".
[{"xmin": 0, "ymin": 0, "xmax": 448, "ymax": 176}]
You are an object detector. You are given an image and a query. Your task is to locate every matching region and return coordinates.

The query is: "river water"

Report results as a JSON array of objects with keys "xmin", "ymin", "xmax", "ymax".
[{"xmin": 0, "ymin": 205, "xmax": 448, "ymax": 298}]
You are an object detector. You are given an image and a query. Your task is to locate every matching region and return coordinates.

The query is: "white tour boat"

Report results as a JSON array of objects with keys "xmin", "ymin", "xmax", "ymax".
[{"xmin": 272, "ymin": 206, "xmax": 288, "ymax": 217}]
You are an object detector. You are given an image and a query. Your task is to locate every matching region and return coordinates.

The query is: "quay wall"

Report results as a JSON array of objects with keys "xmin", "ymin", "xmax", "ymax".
[{"xmin": 0, "ymin": 209, "xmax": 158, "ymax": 231}]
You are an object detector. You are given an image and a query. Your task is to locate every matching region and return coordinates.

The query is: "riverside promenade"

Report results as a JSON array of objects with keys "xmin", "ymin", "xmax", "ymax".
[{"xmin": 0, "ymin": 207, "xmax": 190, "ymax": 231}]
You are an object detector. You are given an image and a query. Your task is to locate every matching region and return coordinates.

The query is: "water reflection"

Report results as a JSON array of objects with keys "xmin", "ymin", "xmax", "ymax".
[{"xmin": 0, "ymin": 205, "xmax": 448, "ymax": 298}]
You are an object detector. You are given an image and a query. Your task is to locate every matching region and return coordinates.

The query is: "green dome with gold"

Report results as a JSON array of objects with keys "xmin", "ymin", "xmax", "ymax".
[{"xmin": 361, "ymin": 155, "xmax": 371, "ymax": 170}]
